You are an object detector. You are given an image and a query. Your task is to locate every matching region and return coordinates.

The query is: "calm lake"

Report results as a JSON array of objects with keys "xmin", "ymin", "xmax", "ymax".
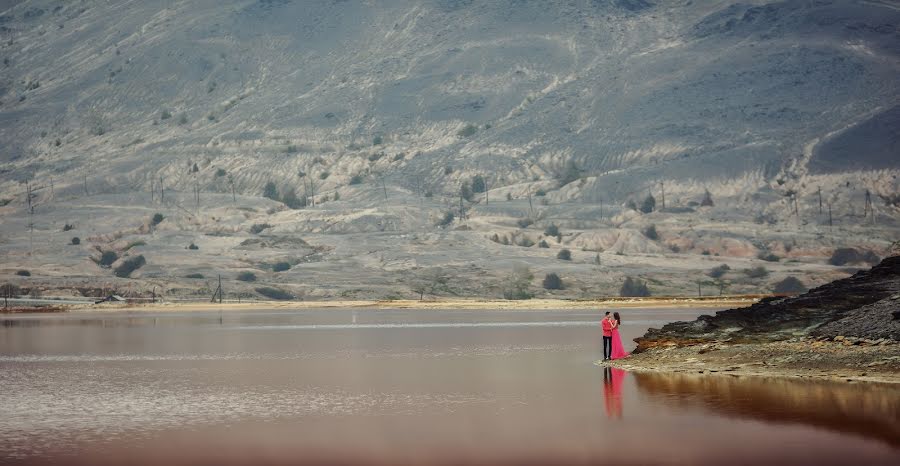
[{"xmin": 1, "ymin": 308, "xmax": 898, "ymax": 465}]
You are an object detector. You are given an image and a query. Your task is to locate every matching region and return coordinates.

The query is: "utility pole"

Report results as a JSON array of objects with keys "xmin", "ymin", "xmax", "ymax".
[
  {"xmin": 697, "ymin": 280, "xmax": 702, "ymax": 297},
  {"xmin": 863, "ymin": 189, "xmax": 872, "ymax": 220},
  {"xmin": 660, "ymin": 181, "xmax": 665, "ymax": 210},
  {"xmin": 828, "ymin": 203, "xmax": 833, "ymax": 233},
  {"xmin": 49, "ymin": 177, "xmax": 54, "ymax": 199},
  {"xmin": 381, "ymin": 177, "xmax": 388, "ymax": 201},
  {"xmin": 599, "ymin": 198, "xmax": 603, "ymax": 220},
  {"xmin": 527, "ymin": 193, "xmax": 534, "ymax": 217},
  {"xmin": 817, "ymin": 187, "xmax": 822, "ymax": 215},
  {"xmin": 150, "ymin": 178, "xmax": 155, "ymax": 203},
  {"xmin": 83, "ymin": 175, "xmax": 88, "ymax": 196},
  {"xmin": 484, "ymin": 179, "xmax": 489, "ymax": 206},
  {"xmin": 159, "ymin": 176, "xmax": 164, "ymax": 203}
]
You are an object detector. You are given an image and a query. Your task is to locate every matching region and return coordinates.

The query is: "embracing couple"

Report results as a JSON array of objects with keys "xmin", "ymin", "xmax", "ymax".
[{"xmin": 601, "ymin": 311, "xmax": 628, "ymax": 361}]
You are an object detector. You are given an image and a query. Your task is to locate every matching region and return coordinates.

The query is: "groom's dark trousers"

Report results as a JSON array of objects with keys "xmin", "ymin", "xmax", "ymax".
[{"xmin": 603, "ymin": 336, "xmax": 612, "ymax": 359}]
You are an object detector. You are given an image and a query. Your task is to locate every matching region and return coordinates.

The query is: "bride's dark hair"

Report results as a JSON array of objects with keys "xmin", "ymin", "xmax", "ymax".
[{"xmin": 613, "ymin": 312, "xmax": 621, "ymax": 324}]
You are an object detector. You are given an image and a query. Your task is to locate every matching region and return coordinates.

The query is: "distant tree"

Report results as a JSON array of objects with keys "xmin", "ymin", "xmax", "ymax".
[
  {"xmin": 707, "ymin": 264, "xmax": 731, "ymax": 279},
  {"xmin": 556, "ymin": 249, "xmax": 572, "ymax": 261},
  {"xmin": 1, "ymin": 283, "xmax": 21, "ymax": 307},
  {"xmin": 319, "ymin": 171, "xmax": 330, "ymax": 180},
  {"xmin": 177, "ymin": 113, "xmax": 188, "ymax": 125},
  {"xmin": 62, "ymin": 223, "xmax": 75, "ymax": 231},
  {"xmin": 263, "ymin": 181, "xmax": 279, "ymax": 201},
  {"xmin": 757, "ymin": 252, "xmax": 780, "ymax": 262},
  {"xmin": 99, "ymin": 251, "xmax": 119, "ymax": 267},
  {"xmin": 743, "ymin": 266, "xmax": 769, "ymax": 279},
  {"xmin": 372, "ymin": 135, "xmax": 383, "ymax": 146},
  {"xmin": 502, "ymin": 265, "xmax": 534, "ymax": 300},
  {"xmin": 272, "ymin": 262, "xmax": 291, "ymax": 272},
  {"xmin": 773, "ymin": 277, "xmax": 807, "ymax": 295},
  {"xmin": 517, "ymin": 218, "xmax": 534, "ymax": 228},
  {"xmin": 471, "ymin": 174, "xmax": 486, "ymax": 193},
  {"xmin": 457, "ymin": 124, "xmax": 478, "ymax": 138},
  {"xmin": 187, "ymin": 243, "xmax": 199, "ymax": 250},
  {"xmin": 281, "ymin": 187, "xmax": 305, "ymax": 209},
  {"xmin": 114, "ymin": 255, "xmax": 146, "ymax": 278},
  {"xmin": 538, "ymin": 240, "xmax": 550, "ymax": 248},
  {"xmin": 333, "ymin": 191, "xmax": 340, "ymax": 201},
  {"xmin": 556, "ymin": 160, "xmax": 582, "ymax": 187},
  {"xmin": 642, "ymin": 224, "xmax": 659, "ymax": 240},
  {"xmin": 191, "ymin": 163, "xmax": 199, "ymax": 173},
  {"xmin": 544, "ymin": 224, "xmax": 560, "ymax": 237},
  {"xmin": 535, "ymin": 189, "xmax": 546, "ymax": 197},
  {"xmin": 411, "ymin": 267, "xmax": 451, "ymax": 300},
  {"xmin": 236, "ymin": 271, "xmax": 257, "ymax": 282},
  {"xmin": 518, "ymin": 237, "xmax": 535, "ymax": 247},
  {"xmin": 542, "ymin": 273, "xmax": 564, "ymax": 290},
  {"xmin": 620, "ymin": 277, "xmax": 650, "ymax": 297},
  {"xmin": 828, "ymin": 248, "xmax": 880, "ymax": 266},
  {"xmin": 215, "ymin": 168, "xmax": 227, "ymax": 177},
  {"xmin": 626, "ymin": 199, "xmax": 638, "ymax": 211},
  {"xmin": 349, "ymin": 174, "xmax": 364, "ymax": 185},
  {"xmin": 701, "ymin": 189, "xmax": 714, "ymax": 207},
  {"xmin": 249, "ymin": 223, "xmax": 272, "ymax": 234},
  {"xmin": 160, "ymin": 110, "xmax": 172, "ymax": 120},
  {"xmin": 151, "ymin": 213, "xmax": 164, "ymax": 226},
  {"xmin": 255, "ymin": 287, "xmax": 294, "ymax": 300},
  {"xmin": 640, "ymin": 194, "xmax": 656, "ymax": 214},
  {"xmin": 436, "ymin": 211, "xmax": 455, "ymax": 227},
  {"xmin": 460, "ymin": 182, "xmax": 473, "ymax": 202},
  {"xmin": 70, "ymin": 237, "xmax": 80, "ymax": 245},
  {"xmin": 506, "ymin": 192, "xmax": 513, "ymax": 201},
  {"xmin": 185, "ymin": 273, "xmax": 204, "ymax": 279},
  {"xmin": 15, "ymin": 270, "xmax": 31, "ymax": 277}
]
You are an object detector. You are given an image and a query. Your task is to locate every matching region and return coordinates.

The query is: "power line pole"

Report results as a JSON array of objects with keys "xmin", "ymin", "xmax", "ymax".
[
  {"xmin": 660, "ymin": 182, "xmax": 665, "ymax": 210},
  {"xmin": 828, "ymin": 203, "xmax": 833, "ymax": 233},
  {"xmin": 159, "ymin": 176, "xmax": 164, "ymax": 203},
  {"xmin": 817, "ymin": 186, "xmax": 822, "ymax": 215}
]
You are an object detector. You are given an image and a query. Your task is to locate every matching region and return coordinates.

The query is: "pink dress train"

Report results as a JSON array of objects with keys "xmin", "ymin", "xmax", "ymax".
[{"xmin": 610, "ymin": 326, "xmax": 629, "ymax": 360}]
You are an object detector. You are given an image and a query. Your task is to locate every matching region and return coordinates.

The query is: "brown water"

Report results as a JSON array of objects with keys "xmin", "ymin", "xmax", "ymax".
[{"xmin": 1, "ymin": 308, "xmax": 898, "ymax": 465}]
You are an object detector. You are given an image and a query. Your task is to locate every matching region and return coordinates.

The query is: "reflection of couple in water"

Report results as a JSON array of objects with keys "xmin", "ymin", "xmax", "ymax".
[
  {"xmin": 601, "ymin": 311, "xmax": 628, "ymax": 361},
  {"xmin": 603, "ymin": 366, "xmax": 625, "ymax": 419}
]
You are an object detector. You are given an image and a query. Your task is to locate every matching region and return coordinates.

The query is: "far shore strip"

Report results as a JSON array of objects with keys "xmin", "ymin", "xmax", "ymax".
[{"xmin": 54, "ymin": 296, "xmax": 762, "ymax": 312}]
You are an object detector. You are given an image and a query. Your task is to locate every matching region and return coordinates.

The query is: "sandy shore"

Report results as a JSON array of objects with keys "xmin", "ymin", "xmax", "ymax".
[
  {"xmin": 48, "ymin": 296, "xmax": 764, "ymax": 313},
  {"xmin": 605, "ymin": 339, "xmax": 900, "ymax": 384}
]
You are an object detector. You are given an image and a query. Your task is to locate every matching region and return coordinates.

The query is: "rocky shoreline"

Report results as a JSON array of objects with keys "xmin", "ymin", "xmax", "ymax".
[{"xmin": 614, "ymin": 256, "xmax": 900, "ymax": 383}]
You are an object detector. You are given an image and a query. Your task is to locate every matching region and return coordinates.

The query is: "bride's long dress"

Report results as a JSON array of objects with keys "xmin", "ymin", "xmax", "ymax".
[{"xmin": 610, "ymin": 325, "xmax": 629, "ymax": 360}]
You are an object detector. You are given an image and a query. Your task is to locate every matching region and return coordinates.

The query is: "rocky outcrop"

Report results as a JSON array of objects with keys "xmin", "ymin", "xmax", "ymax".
[{"xmin": 634, "ymin": 256, "xmax": 900, "ymax": 352}]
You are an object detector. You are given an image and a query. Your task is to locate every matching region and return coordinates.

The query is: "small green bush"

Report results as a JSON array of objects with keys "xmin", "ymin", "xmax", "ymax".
[
  {"xmin": 151, "ymin": 213, "xmax": 164, "ymax": 226},
  {"xmin": 16, "ymin": 270, "xmax": 31, "ymax": 277},
  {"xmin": 707, "ymin": 264, "xmax": 731, "ymax": 279},
  {"xmin": 188, "ymin": 243, "xmax": 199, "ymax": 250},
  {"xmin": 743, "ymin": 266, "xmax": 769, "ymax": 279},
  {"xmin": 256, "ymin": 286, "xmax": 294, "ymax": 300},
  {"xmin": 372, "ymin": 135, "xmax": 383, "ymax": 146},
  {"xmin": 773, "ymin": 276, "xmax": 807, "ymax": 294},
  {"xmin": 185, "ymin": 273, "xmax": 204, "ymax": 279},
  {"xmin": 70, "ymin": 237, "xmax": 80, "ymax": 245},
  {"xmin": 99, "ymin": 251, "xmax": 119, "ymax": 267},
  {"xmin": 757, "ymin": 252, "xmax": 780, "ymax": 262},
  {"xmin": 436, "ymin": 211, "xmax": 455, "ymax": 227},
  {"xmin": 160, "ymin": 110, "xmax": 172, "ymax": 120},
  {"xmin": 319, "ymin": 171, "xmax": 330, "ymax": 180},
  {"xmin": 215, "ymin": 168, "xmax": 227, "ymax": 177},
  {"xmin": 250, "ymin": 223, "xmax": 272, "ymax": 234},
  {"xmin": 556, "ymin": 249, "xmax": 572, "ymax": 261},
  {"xmin": 544, "ymin": 224, "xmax": 559, "ymax": 237},
  {"xmin": 620, "ymin": 277, "xmax": 650, "ymax": 297},
  {"xmin": 538, "ymin": 240, "xmax": 550, "ymax": 248},
  {"xmin": 457, "ymin": 124, "xmax": 478, "ymax": 138},
  {"xmin": 642, "ymin": 224, "xmax": 659, "ymax": 240},
  {"xmin": 62, "ymin": 223, "xmax": 75, "ymax": 231},
  {"xmin": 349, "ymin": 174, "xmax": 364, "ymax": 185},
  {"xmin": 272, "ymin": 262, "xmax": 291, "ymax": 272},
  {"xmin": 535, "ymin": 189, "xmax": 546, "ymax": 197},
  {"xmin": 236, "ymin": 271, "xmax": 257, "ymax": 282},
  {"xmin": 263, "ymin": 181, "xmax": 279, "ymax": 201},
  {"xmin": 542, "ymin": 273, "xmax": 564, "ymax": 290},
  {"xmin": 114, "ymin": 255, "xmax": 146, "ymax": 278},
  {"xmin": 517, "ymin": 218, "xmax": 534, "ymax": 228}
]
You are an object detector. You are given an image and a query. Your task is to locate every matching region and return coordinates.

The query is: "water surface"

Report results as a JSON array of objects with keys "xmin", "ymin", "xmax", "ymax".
[{"xmin": 1, "ymin": 308, "xmax": 898, "ymax": 465}]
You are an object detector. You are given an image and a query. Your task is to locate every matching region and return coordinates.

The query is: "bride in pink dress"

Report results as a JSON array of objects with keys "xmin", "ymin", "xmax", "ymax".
[{"xmin": 610, "ymin": 312, "xmax": 629, "ymax": 360}]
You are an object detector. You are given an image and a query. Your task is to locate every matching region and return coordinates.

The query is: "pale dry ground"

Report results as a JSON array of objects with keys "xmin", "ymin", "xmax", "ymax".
[
  {"xmin": 607, "ymin": 340, "xmax": 900, "ymax": 384},
  {"xmin": 68, "ymin": 296, "xmax": 761, "ymax": 312}
]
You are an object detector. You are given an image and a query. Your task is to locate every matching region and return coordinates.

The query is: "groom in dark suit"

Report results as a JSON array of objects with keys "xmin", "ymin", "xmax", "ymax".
[{"xmin": 601, "ymin": 311, "xmax": 613, "ymax": 360}]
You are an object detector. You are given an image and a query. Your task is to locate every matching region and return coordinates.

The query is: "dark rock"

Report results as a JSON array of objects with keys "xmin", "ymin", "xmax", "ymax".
[{"xmin": 634, "ymin": 256, "xmax": 900, "ymax": 352}]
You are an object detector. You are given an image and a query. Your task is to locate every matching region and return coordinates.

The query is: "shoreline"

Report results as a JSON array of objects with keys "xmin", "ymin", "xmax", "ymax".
[
  {"xmin": 605, "ymin": 339, "xmax": 900, "ymax": 384},
  {"xmin": 3, "ymin": 296, "xmax": 763, "ymax": 313}
]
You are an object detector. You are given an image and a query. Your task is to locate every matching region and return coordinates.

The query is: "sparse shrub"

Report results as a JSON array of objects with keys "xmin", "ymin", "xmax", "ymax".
[
  {"xmin": 556, "ymin": 160, "xmax": 582, "ymax": 187},
  {"xmin": 457, "ymin": 124, "xmax": 478, "ymax": 138},
  {"xmin": 502, "ymin": 265, "xmax": 533, "ymax": 300},
  {"xmin": 151, "ymin": 213, "xmax": 164, "ymax": 226},
  {"xmin": 535, "ymin": 189, "xmax": 546, "ymax": 197},
  {"xmin": 255, "ymin": 286, "xmax": 294, "ymax": 300},
  {"xmin": 114, "ymin": 255, "xmax": 146, "ymax": 278},
  {"xmin": 185, "ymin": 273, "xmax": 204, "ymax": 279},
  {"xmin": 642, "ymin": 224, "xmax": 659, "ymax": 240},
  {"xmin": 333, "ymin": 192, "xmax": 340, "ymax": 201},
  {"xmin": 272, "ymin": 262, "xmax": 291, "ymax": 272},
  {"xmin": 743, "ymin": 266, "xmax": 769, "ymax": 279},
  {"xmin": 518, "ymin": 237, "xmax": 535, "ymax": 247},
  {"xmin": 263, "ymin": 181, "xmax": 279, "ymax": 201},
  {"xmin": 506, "ymin": 192, "xmax": 513, "ymax": 201},
  {"xmin": 557, "ymin": 249, "xmax": 572, "ymax": 261},
  {"xmin": 757, "ymin": 252, "xmax": 780, "ymax": 262},
  {"xmin": 368, "ymin": 152, "xmax": 384, "ymax": 162},
  {"xmin": 319, "ymin": 171, "xmax": 330, "ymax": 180},
  {"xmin": 620, "ymin": 277, "xmax": 650, "ymax": 297},
  {"xmin": 444, "ymin": 166, "xmax": 453, "ymax": 175},
  {"xmin": 626, "ymin": 199, "xmax": 638, "ymax": 211},
  {"xmin": 250, "ymin": 223, "xmax": 272, "ymax": 234},
  {"xmin": 99, "ymin": 251, "xmax": 119, "ymax": 267},
  {"xmin": 70, "ymin": 237, "xmax": 80, "ymax": 245},
  {"xmin": 490, "ymin": 233, "xmax": 501, "ymax": 243},
  {"xmin": 538, "ymin": 240, "xmax": 550, "ymax": 248},
  {"xmin": 517, "ymin": 218, "xmax": 534, "ymax": 228},
  {"xmin": 282, "ymin": 187, "xmax": 305, "ymax": 209},
  {"xmin": 542, "ymin": 273, "xmax": 564, "ymax": 290},
  {"xmin": 160, "ymin": 110, "xmax": 172, "ymax": 120},
  {"xmin": 188, "ymin": 243, "xmax": 199, "ymax": 250},
  {"xmin": 436, "ymin": 211, "xmax": 455, "ymax": 227},
  {"xmin": 177, "ymin": 113, "xmax": 188, "ymax": 125},
  {"xmin": 773, "ymin": 276, "xmax": 807, "ymax": 295},
  {"xmin": 701, "ymin": 250, "xmax": 711, "ymax": 256},
  {"xmin": 669, "ymin": 244, "xmax": 681, "ymax": 253},
  {"xmin": 236, "ymin": 271, "xmax": 257, "ymax": 282},
  {"xmin": 124, "ymin": 240, "xmax": 146, "ymax": 251},
  {"xmin": 460, "ymin": 182, "xmax": 473, "ymax": 201},
  {"xmin": 349, "ymin": 174, "xmax": 364, "ymax": 185},
  {"xmin": 471, "ymin": 175, "xmax": 486, "ymax": 193},
  {"xmin": 700, "ymin": 189, "xmax": 714, "ymax": 207},
  {"xmin": 284, "ymin": 145, "xmax": 299, "ymax": 154},
  {"xmin": 62, "ymin": 223, "xmax": 75, "ymax": 231},
  {"xmin": 215, "ymin": 168, "xmax": 227, "ymax": 177},
  {"xmin": 16, "ymin": 270, "xmax": 31, "ymax": 277},
  {"xmin": 424, "ymin": 191, "xmax": 433, "ymax": 198},
  {"xmin": 544, "ymin": 224, "xmax": 559, "ymax": 237},
  {"xmin": 393, "ymin": 152, "xmax": 405, "ymax": 161},
  {"xmin": 372, "ymin": 135, "xmax": 383, "ymax": 146},
  {"xmin": 707, "ymin": 264, "xmax": 731, "ymax": 279}
]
